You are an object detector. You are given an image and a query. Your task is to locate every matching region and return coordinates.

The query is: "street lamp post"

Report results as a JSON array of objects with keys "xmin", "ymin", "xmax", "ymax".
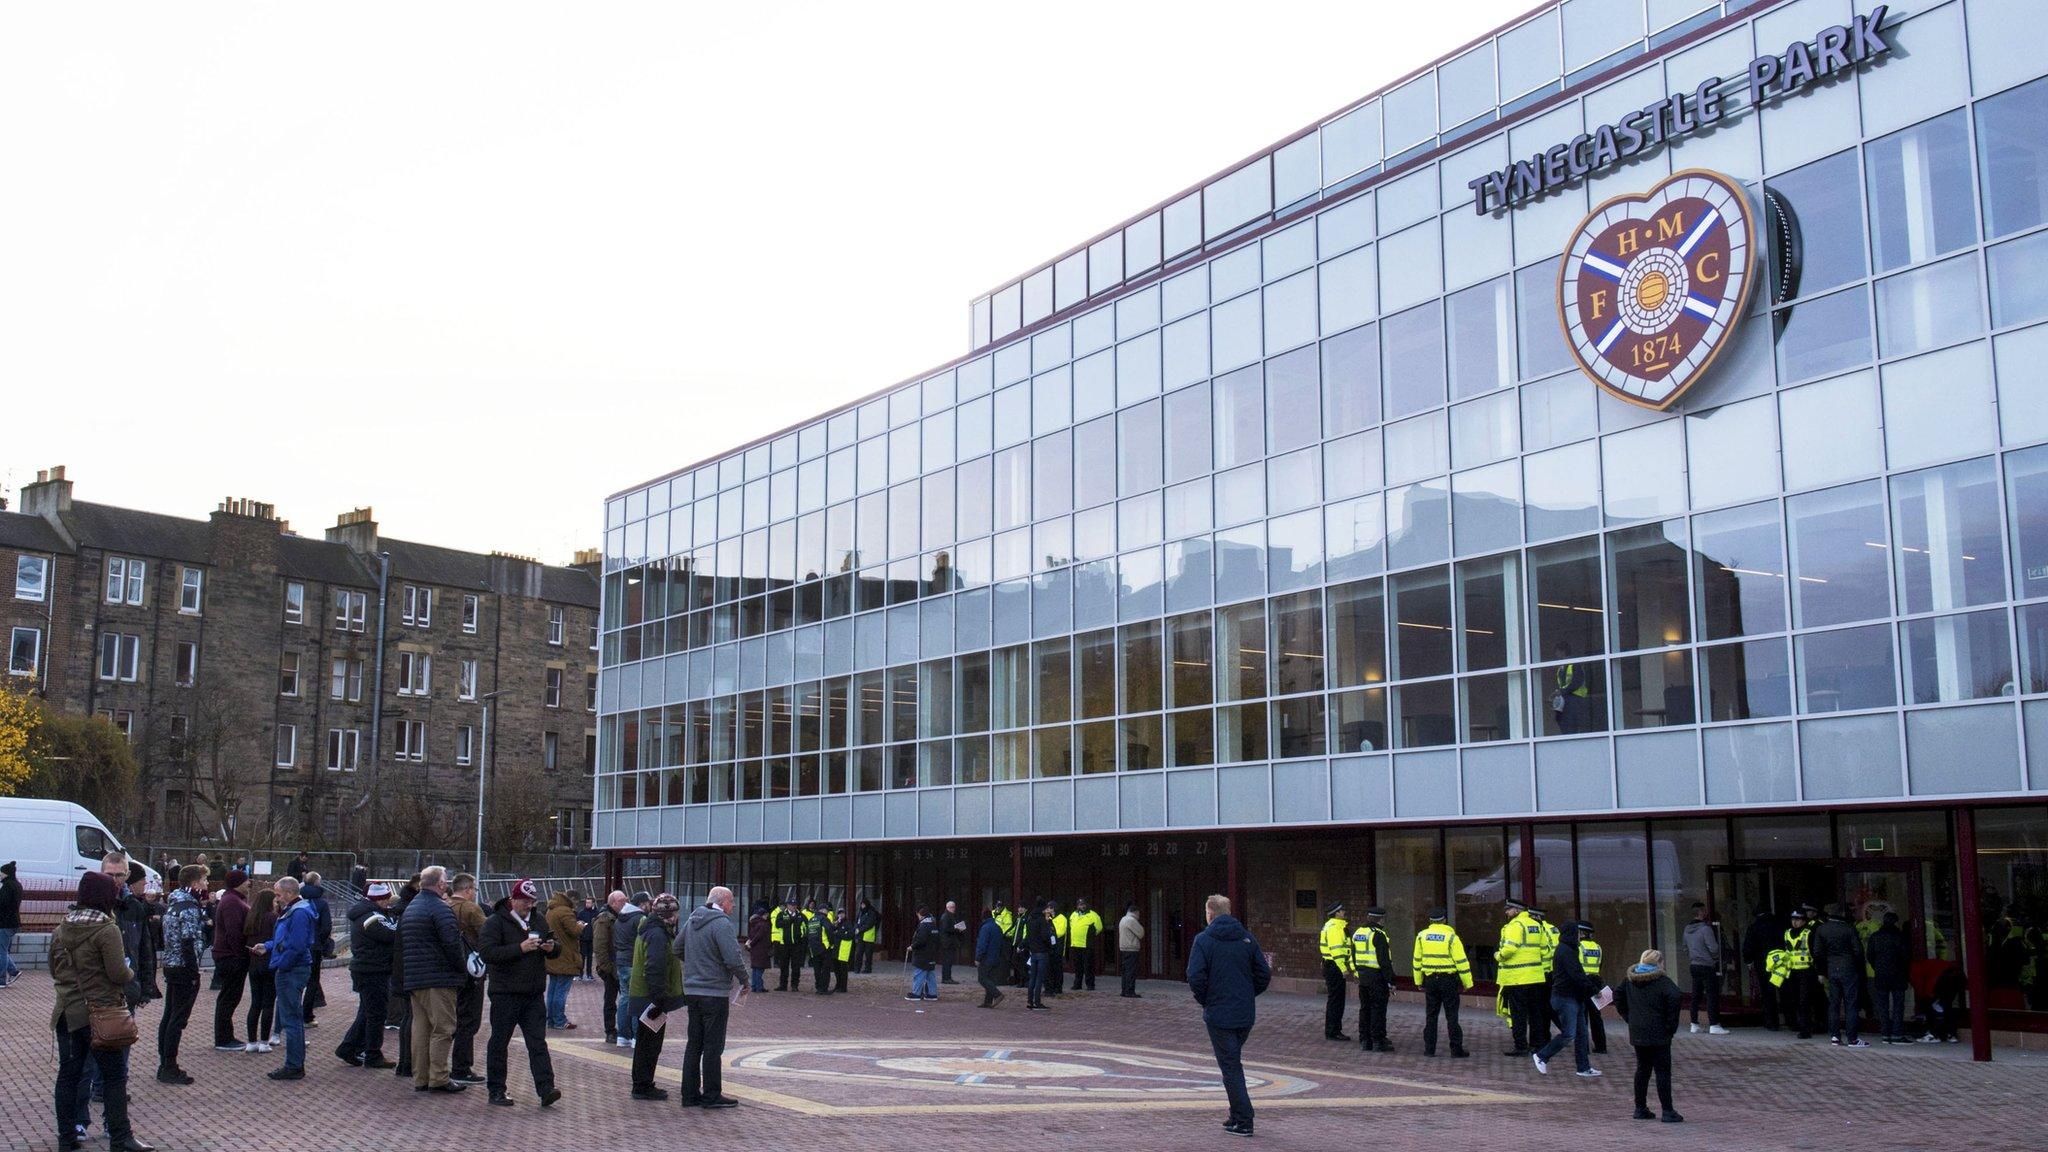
[{"xmin": 475, "ymin": 690, "xmax": 502, "ymax": 880}]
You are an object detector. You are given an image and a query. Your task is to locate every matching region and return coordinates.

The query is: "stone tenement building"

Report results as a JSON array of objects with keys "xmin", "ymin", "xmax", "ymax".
[{"xmin": 1, "ymin": 466, "xmax": 599, "ymax": 851}]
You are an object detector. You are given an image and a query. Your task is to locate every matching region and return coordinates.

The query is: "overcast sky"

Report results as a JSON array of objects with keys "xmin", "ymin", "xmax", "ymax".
[{"xmin": 1, "ymin": 1, "xmax": 1530, "ymax": 563}]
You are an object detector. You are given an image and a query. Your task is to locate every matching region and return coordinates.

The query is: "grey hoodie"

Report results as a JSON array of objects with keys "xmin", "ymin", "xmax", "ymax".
[
  {"xmin": 679, "ymin": 902, "xmax": 749, "ymax": 998},
  {"xmin": 1681, "ymin": 919, "xmax": 1721, "ymax": 968}
]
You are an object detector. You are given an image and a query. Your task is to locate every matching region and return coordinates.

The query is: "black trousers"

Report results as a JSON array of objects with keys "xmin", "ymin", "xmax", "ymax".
[
  {"xmin": 940, "ymin": 945, "xmax": 957, "ymax": 983},
  {"xmin": 680, "ymin": 995, "xmax": 730, "ymax": 1103},
  {"xmin": 1422, "ymin": 975, "xmax": 1465, "ymax": 1054},
  {"xmin": 1357, "ymin": 971, "xmax": 1390, "ymax": 1046},
  {"xmin": 1631, "ymin": 1042, "xmax": 1674, "ymax": 1111},
  {"xmin": 629, "ymin": 1003, "xmax": 666, "ymax": 1092},
  {"xmin": 1119, "ymin": 951, "xmax": 1140, "ymax": 995},
  {"xmin": 833, "ymin": 957, "xmax": 848, "ymax": 993},
  {"xmin": 1071, "ymin": 948, "xmax": 1097, "ymax": 990},
  {"xmin": 1505, "ymin": 983, "xmax": 1548, "ymax": 1050},
  {"xmin": 212, "ymin": 957, "xmax": 249, "ymax": 1046},
  {"xmin": 812, "ymin": 956, "xmax": 831, "ymax": 994},
  {"xmin": 1784, "ymin": 971, "xmax": 1817, "ymax": 1034},
  {"xmin": 1206, "ymin": 1024, "xmax": 1253, "ymax": 1128},
  {"xmin": 246, "ymin": 966, "xmax": 276, "ymax": 1042},
  {"xmin": 775, "ymin": 943, "xmax": 801, "ymax": 990},
  {"xmin": 1322, "ymin": 960, "xmax": 1349, "ymax": 1035},
  {"xmin": 485, "ymin": 992, "xmax": 555, "ymax": 1099},
  {"xmin": 451, "ymin": 978, "xmax": 485, "ymax": 1076},
  {"xmin": 978, "ymin": 961, "xmax": 1004, "ymax": 1004},
  {"xmin": 1688, "ymin": 964, "xmax": 1722, "ymax": 1025},
  {"xmin": 599, "ymin": 971, "xmax": 620, "ymax": 1039},
  {"xmin": 340, "ymin": 969, "xmax": 389, "ymax": 1061},
  {"xmin": 1045, "ymin": 944, "xmax": 1065, "ymax": 995},
  {"xmin": 1750, "ymin": 961, "xmax": 1781, "ymax": 1028},
  {"xmin": 55, "ymin": 1024, "xmax": 131, "ymax": 1144},
  {"xmin": 158, "ymin": 969, "xmax": 200, "ymax": 1069},
  {"xmin": 854, "ymin": 939, "xmax": 875, "ymax": 973},
  {"xmin": 303, "ymin": 956, "xmax": 326, "ymax": 1018}
]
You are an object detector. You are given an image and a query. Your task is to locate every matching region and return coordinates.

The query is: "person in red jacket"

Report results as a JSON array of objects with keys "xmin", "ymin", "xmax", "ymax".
[{"xmin": 210, "ymin": 871, "xmax": 252, "ymax": 1050}]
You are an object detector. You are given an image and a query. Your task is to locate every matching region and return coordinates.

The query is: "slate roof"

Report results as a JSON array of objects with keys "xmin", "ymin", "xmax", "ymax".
[
  {"xmin": 279, "ymin": 533, "xmax": 375, "ymax": 587},
  {"xmin": 63, "ymin": 502, "xmax": 212, "ymax": 564},
  {"xmin": 540, "ymin": 564, "xmax": 600, "ymax": 609},
  {"xmin": 0, "ymin": 510, "xmax": 68, "ymax": 554}
]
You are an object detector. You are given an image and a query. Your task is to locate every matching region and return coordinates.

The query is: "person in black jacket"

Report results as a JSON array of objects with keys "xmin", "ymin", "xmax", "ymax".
[
  {"xmin": 1024, "ymin": 901, "xmax": 1056, "ymax": 1012},
  {"xmin": 854, "ymin": 899, "xmax": 880, "ymax": 974},
  {"xmin": 1612, "ymin": 949, "xmax": 1683, "ymax": 1123},
  {"xmin": 336, "ymin": 884, "xmax": 398, "ymax": 1068},
  {"xmin": 907, "ymin": 909, "xmax": 939, "ymax": 1001},
  {"xmin": 299, "ymin": 874, "xmax": 332, "ymax": 1026},
  {"xmin": 398, "ymin": 866, "xmax": 468, "ymax": 1093},
  {"xmin": 1808, "ymin": 903, "xmax": 1867, "ymax": 1047},
  {"xmin": 1530, "ymin": 921, "xmax": 1602, "ymax": 1077},
  {"xmin": 477, "ymin": 881, "xmax": 562, "ymax": 1108},
  {"xmin": 1866, "ymin": 912, "xmax": 1912, "ymax": 1043},
  {"xmin": 0, "ymin": 860, "xmax": 22, "ymax": 987},
  {"xmin": 1741, "ymin": 908, "xmax": 1784, "ymax": 1030}
]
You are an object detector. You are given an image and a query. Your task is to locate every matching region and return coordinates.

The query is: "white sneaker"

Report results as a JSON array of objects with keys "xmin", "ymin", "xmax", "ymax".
[
  {"xmin": 242, "ymin": 1042, "xmax": 260, "ymax": 1053},
  {"xmin": 1709, "ymin": 1025, "xmax": 1730, "ymax": 1035},
  {"xmin": 1531, "ymin": 1053, "xmax": 1549, "ymax": 1074},
  {"xmin": 1575, "ymin": 1068, "xmax": 1602, "ymax": 1078},
  {"xmin": 1688, "ymin": 1022, "xmax": 1700, "ymax": 1034},
  {"xmin": 260, "ymin": 1042, "xmax": 275, "ymax": 1053},
  {"xmin": 1918, "ymin": 1034, "xmax": 1940, "ymax": 1044}
]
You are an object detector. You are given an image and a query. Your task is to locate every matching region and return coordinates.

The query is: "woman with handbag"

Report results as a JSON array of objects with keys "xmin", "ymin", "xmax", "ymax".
[{"xmin": 50, "ymin": 870, "xmax": 154, "ymax": 1152}]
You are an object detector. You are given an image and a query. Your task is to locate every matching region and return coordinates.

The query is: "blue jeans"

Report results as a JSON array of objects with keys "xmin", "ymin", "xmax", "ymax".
[
  {"xmin": 750, "ymin": 967, "xmax": 766, "ymax": 992},
  {"xmin": 1535, "ymin": 993, "xmax": 1591, "ymax": 1072},
  {"xmin": 546, "ymin": 974, "xmax": 573, "ymax": 1027},
  {"xmin": 0, "ymin": 927, "xmax": 18, "ymax": 979},
  {"xmin": 911, "ymin": 967, "xmax": 937, "ymax": 998},
  {"xmin": 1027, "ymin": 952, "xmax": 1048, "ymax": 1003},
  {"xmin": 616, "ymin": 989, "xmax": 636, "ymax": 1042},
  {"xmin": 273, "ymin": 964, "xmax": 309, "ymax": 1070}
]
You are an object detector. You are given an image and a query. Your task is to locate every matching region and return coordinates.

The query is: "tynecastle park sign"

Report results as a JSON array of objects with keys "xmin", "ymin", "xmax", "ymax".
[{"xmin": 1466, "ymin": 5, "xmax": 1893, "ymax": 216}]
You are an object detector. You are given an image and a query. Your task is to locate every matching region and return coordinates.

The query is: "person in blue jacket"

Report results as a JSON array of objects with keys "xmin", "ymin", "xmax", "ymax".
[
  {"xmin": 263, "ymin": 876, "xmax": 319, "ymax": 1080},
  {"xmin": 974, "ymin": 904, "xmax": 1008, "ymax": 1008},
  {"xmin": 1186, "ymin": 893, "xmax": 1270, "ymax": 1138}
]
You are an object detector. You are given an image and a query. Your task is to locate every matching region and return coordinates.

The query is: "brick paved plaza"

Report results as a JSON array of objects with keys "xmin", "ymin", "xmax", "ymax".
[{"xmin": 3, "ymin": 969, "xmax": 2042, "ymax": 1152}]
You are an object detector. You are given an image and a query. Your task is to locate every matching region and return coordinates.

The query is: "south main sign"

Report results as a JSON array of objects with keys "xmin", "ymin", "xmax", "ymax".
[{"xmin": 1466, "ymin": 5, "xmax": 1893, "ymax": 216}]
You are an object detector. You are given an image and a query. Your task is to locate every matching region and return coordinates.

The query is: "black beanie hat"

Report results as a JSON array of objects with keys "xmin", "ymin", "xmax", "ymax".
[{"xmin": 78, "ymin": 870, "xmax": 122, "ymax": 912}]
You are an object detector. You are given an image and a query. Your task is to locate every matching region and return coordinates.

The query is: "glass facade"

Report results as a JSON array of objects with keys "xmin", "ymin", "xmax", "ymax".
[{"xmin": 598, "ymin": 0, "xmax": 2048, "ymax": 869}]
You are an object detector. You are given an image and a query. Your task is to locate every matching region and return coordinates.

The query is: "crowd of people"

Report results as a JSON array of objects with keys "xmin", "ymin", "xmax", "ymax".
[{"xmin": 26, "ymin": 850, "xmax": 1987, "ymax": 1144}]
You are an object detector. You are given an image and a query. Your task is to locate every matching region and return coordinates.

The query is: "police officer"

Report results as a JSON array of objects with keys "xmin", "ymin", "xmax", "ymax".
[
  {"xmin": 833, "ymin": 906, "xmax": 855, "ymax": 992},
  {"xmin": 1783, "ymin": 906, "xmax": 1817, "ymax": 1038},
  {"xmin": 1533, "ymin": 906, "xmax": 1560, "ymax": 1044},
  {"xmin": 808, "ymin": 906, "xmax": 834, "ymax": 996},
  {"xmin": 1550, "ymin": 642, "xmax": 1589, "ymax": 733},
  {"xmin": 771, "ymin": 898, "xmax": 799, "ymax": 991},
  {"xmin": 1496, "ymin": 897, "xmax": 1548, "ymax": 1055},
  {"xmin": 1318, "ymin": 902, "xmax": 1352, "ymax": 1041},
  {"xmin": 1576, "ymin": 920, "xmax": 1607, "ymax": 1054},
  {"xmin": 1350, "ymin": 906, "xmax": 1394, "ymax": 1052},
  {"xmin": 1045, "ymin": 903, "xmax": 1068, "ymax": 999},
  {"xmin": 1413, "ymin": 908, "xmax": 1471, "ymax": 1058}
]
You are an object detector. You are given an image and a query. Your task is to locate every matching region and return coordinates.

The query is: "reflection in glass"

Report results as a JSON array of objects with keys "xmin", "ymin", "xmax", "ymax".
[
  {"xmin": 1607, "ymin": 520, "xmax": 1690, "ymax": 653},
  {"xmin": 1517, "ymin": 259, "xmax": 1572, "ymax": 380},
  {"xmin": 1216, "ymin": 702, "xmax": 1267, "ymax": 763},
  {"xmin": 1614, "ymin": 649, "xmax": 1695, "ymax": 729},
  {"xmin": 1329, "ymin": 578, "xmax": 1387, "ymax": 688},
  {"xmin": 1395, "ymin": 678, "xmax": 1456, "ymax": 748},
  {"xmin": 1774, "ymin": 286, "xmax": 1872, "ymax": 384},
  {"xmin": 1169, "ymin": 708, "xmax": 1214, "ymax": 767},
  {"xmin": 1796, "ymin": 624, "xmax": 1898, "ymax": 712},
  {"xmin": 1789, "ymin": 481, "xmax": 1891, "ymax": 628},
  {"xmin": 1531, "ymin": 536, "xmax": 1605, "ymax": 659},
  {"xmin": 1524, "ymin": 440, "xmax": 1600, "ymax": 541},
  {"xmin": 1890, "ymin": 457, "xmax": 2007, "ymax": 615},
  {"xmin": 1216, "ymin": 600, "xmax": 1267, "ymax": 702},
  {"xmin": 1322, "ymin": 324, "xmax": 1381, "ymax": 436},
  {"xmin": 1330, "ymin": 687, "xmax": 1388, "ymax": 752},
  {"xmin": 1902, "ymin": 611, "xmax": 2014, "ymax": 703},
  {"xmin": 1976, "ymin": 76, "xmax": 2048, "ymax": 239},
  {"xmin": 1865, "ymin": 110, "xmax": 1977, "ymax": 274},
  {"xmin": 1392, "ymin": 566, "xmax": 1453, "ymax": 680},
  {"xmin": 1461, "ymin": 671, "xmax": 1526, "ymax": 742},
  {"xmin": 1272, "ymin": 694, "xmax": 1328, "ymax": 759},
  {"xmin": 1383, "ymin": 302, "xmax": 1447, "ymax": 419},
  {"xmin": 1700, "ymin": 639, "xmax": 1793, "ymax": 721},
  {"xmin": 1537, "ymin": 658, "xmax": 1608, "ymax": 736},
  {"xmin": 1693, "ymin": 501, "xmax": 1788, "ymax": 640},
  {"xmin": 1764, "ymin": 149, "xmax": 1866, "ymax": 300},
  {"xmin": 2010, "ymin": 445, "xmax": 2048, "ymax": 604},
  {"xmin": 1875, "ymin": 256, "xmax": 1983, "ymax": 358},
  {"xmin": 1457, "ymin": 553, "xmax": 1523, "ymax": 671}
]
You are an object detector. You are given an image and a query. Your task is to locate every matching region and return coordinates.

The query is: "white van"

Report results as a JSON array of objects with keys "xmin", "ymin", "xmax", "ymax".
[{"xmin": 0, "ymin": 797, "xmax": 158, "ymax": 891}]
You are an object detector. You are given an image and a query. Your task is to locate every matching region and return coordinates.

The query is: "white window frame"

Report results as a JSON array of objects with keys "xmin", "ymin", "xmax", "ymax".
[
  {"xmin": 8, "ymin": 626, "xmax": 40, "ymax": 677},
  {"xmin": 462, "ymin": 594, "xmax": 479, "ymax": 634},
  {"xmin": 98, "ymin": 709, "xmax": 134, "ymax": 740},
  {"xmin": 97, "ymin": 632, "xmax": 140, "ymax": 682},
  {"xmin": 105, "ymin": 557, "xmax": 144, "ymax": 606},
  {"xmin": 326, "ymin": 728, "xmax": 360, "ymax": 772},
  {"xmin": 395, "ymin": 719, "xmax": 426, "ymax": 762},
  {"xmin": 548, "ymin": 606, "xmax": 565, "ymax": 646},
  {"xmin": 284, "ymin": 581, "xmax": 305, "ymax": 625},
  {"xmin": 178, "ymin": 566, "xmax": 204, "ymax": 614},
  {"xmin": 174, "ymin": 641, "xmax": 199, "ymax": 686},
  {"xmin": 276, "ymin": 724, "xmax": 297, "ymax": 767},
  {"xmin": 458, "ymin": 658, "xmax": 477, "ymax": 701},
  {"xmin": 543, "ymin": 730, "xmax": 559, "ymax": 771},
  {"xmin": 544, "ymin": 667, "xmax": 562, "ymax": 709},
  {"xmin": 586, "ymin": 670, "xmax": 598, "ymax": 712},
  {"xmin": 396, "ymin": 651, "xmax": 431, "ymax": 697},
  {"xmin": 280, "ymin": 652, "xmax": 300, "ymax": 697},
  {"xmin": 589, "ymin": 624, "xmax": 599, "ymax": 651},
  {"xmin": 14, "ymin": 555, "xmax": 48, "ymax": 602},
  {"xmin": 330, "ymin": 657, "xmax": 364, "ymax": 703},
  {"xmin": 402, "ymin": 584, "xmax": 432, "ymax": 628},
  {"xmin": 335, "ymin": 590, "xmax": 366, "ymax": 632},
  {"xmin": 456, "ymin": 724, "xmax": 474, "ymax": 766}
]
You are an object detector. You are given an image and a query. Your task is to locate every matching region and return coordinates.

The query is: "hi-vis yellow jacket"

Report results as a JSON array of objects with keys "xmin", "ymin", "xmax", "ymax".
[
  {"xmin": 1319, "ymin": 915, "xmax": 1354, "ymax": 975},
  {"xmin": 1496, "ymin": 911, "xmax": 1548, "ymax": 986}
]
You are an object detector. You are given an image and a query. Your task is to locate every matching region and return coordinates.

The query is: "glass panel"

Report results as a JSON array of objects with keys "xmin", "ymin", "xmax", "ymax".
[
  {"xmin": 1168, "ymin": 611, "xmax": 1213, "ymax": 707},
  {"xmin": 1216, "ymin": 600, "xmax": 1267, "ymax": 702},
  {"xmin": 1531, "ymin": 535, "xmax": 1605, "ymax": 660},
  {"xmin": 1865, "ymin": 110, "xmax": 1977, "ymax": 274},
  {"xmin": 1447, "ymin": 276, "xmax": 1514, "ymax": 400},
  {"xmin": 1273, "ymin": 694, "xmax": 1328, "ymax": 759},
  {"xmin": 1458, "ymin": 553, "xmax": 1523, "ymax": 672},
  {"xmin": 1601, "ymin": 420, "xmax": 1685, "ymax": 525},
  {"xmin": 1391, "ymin": 567, "xmax": 1453, "ymax": 680},
  {"xmin": 1614, "ymin": 649, "xmax": 1695, "ymax": 729},
  {"xmin": 1165, "ymin": 383, "xmax": 1212, "ymax": 484},
  {"xmin": 1270, "ymin": 590, "xmax": 1324, "ymax": 696},
  {"xmin": 1890, "ymin": 457, "xmax": 2007, "ymax": 615},
  {"xmin": 1693, "ymin": 501, "xmax": 1787, "ymax": 641},
  {"xmin": 1321, "ymin": 323, "xmax": 1380, "ymax": 436},
  {"xmin": 1516, "ymin": 258, "xmax": 1573, "ymax": 379},
  {"xmin": 1266, "ymin": 347, "xmax": 1321, "ymax": 454},
  {"xmin": 1213, "ymin": 365, "xmax": 1264, "ymax": 471},
  {"xmin": 1383, "ymin": 303, "xmax": 1447, "ymax": 419},
  {"xmin": 1394, "ymin": 678, "xmax": 1456, "ymax": 748},
  {"xmin": 1461, "ymin": 671, "xmax": 1526, "ymax": 742},
  {"xmin": 1169, "ymin": 708, "xmax": 1214, "ymax": 767},
  {"xmin": 1796, "ymin": 624, "xmax": 1898, "ymax": 712},
  {"xmin": 1538, "ymin": 657, "xmax": 1607, "ymax": 735},
  {"xmin": 2010, "ymin": 445, "xmax": 2048, "ymax": 602},
  {"xmin": 1331, "ymin": 687, "xmax": 1388, "ymax": 752},
  {"xmin": 1764, "ymin": 149, "xmax": 1865, "ymax": 300},
  {"xmin": 1076, "ymin": 629, "xmax": 1116, "ymax": 720},
  {"xmin": 1774, "ymin": 286, "xmax": 1872, "ymax": 385},
  {"xmin": 1789, "ymin": 481, "xmax": 1891, "ymax": 628},
  {"xmin": 1120, "ymin": 620, "xmax": 1164, "ymax": 713},
  {"xmin": 1607, "ymin": 520, "xmax": 1690, "ymax": 653},
  {"xmin": 1875, "ymin": 256, "xmax": 1983, "ymax": 359},
  {"xmin": 1901, "ymin": 610, "xmax": 2014, "ymax": 704},
  {"xmin": 1700, "ymin": 638, "xmax": 1793, "ymax": 721},
  {"xmin": 1329, "ymin": 578, "xmax": 1387, "ymax": 688},
  {"xmin": 1978, "ymin": 77, "xmax": 2048, "ymax": 240},
  {"xmin": 1523, "ymin": 440, "xmax": 1600, "ymax": 541}
]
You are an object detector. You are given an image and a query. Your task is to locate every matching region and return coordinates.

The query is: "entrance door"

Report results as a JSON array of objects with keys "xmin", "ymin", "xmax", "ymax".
[
  {"xmin": 1841, "ymin": 860, "xmax": 1926, "ymax": 961},
  {"xmin": 1712, "ymin": 858, "xmax": 1932, "ymax": 1011},
  {"xmin": 1709, "ymin": 864, "xmax": 1766, "ymax": 1004}
]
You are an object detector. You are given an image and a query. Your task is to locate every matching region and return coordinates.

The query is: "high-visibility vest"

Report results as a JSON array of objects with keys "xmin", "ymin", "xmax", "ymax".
[
  {"xmin": 770, "ymin": 909, "xmax": 792, "ymax": 945},
  {"xmin": 1578, "ymin": 938, "xmax": 1602, "ymax": 981},
  {"xmin": 1784, "ymin": 926, "xmax": 1812, "ymax": 970},
  {"xmin": 1856, "ymin": 918, "xmax": 1880, "ymax": 977},
  {"xmin": 1053, "ymin": 913, "xmax": 1068, "ymax": 943},
  {"xmin": 861, "ymin": 918, "xmax": 878, "ymax": 944},
  {"xmin": 836, "ymin": 924, "xmax": 854, "ymax": 963},
  {"xmin": 1067, "ymin": 910, "xmax": 1102, "ymax": 948},
  {"xmin": 1414, "ymin": 923, "xmax": 1473, "ymax": 988},
  {"xmin": 1539, "ymin": 920, "xmax": 1560, "ymax": 974},
  {"xmin": 1495, "ymin": 912, "xmax": 1547, "ymax": 986},
  {"xmin": 1350, "ymin": 924, "xmax": 1389, "ymax": 974},
  {"xmin": 994, "ymin": 908, "xmax": 1014, "ymax": 935},
  {"xmin": 1766, "ymin": 948, "xmax": 1793, "ymax": 987},
  {"xmin": 1555, "ymin": 664, "xmax": 1588, "ymax": 697},
  {"xmin": 1319, "ymin": 917, "xmax": 1353, "ymax": 974}
]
